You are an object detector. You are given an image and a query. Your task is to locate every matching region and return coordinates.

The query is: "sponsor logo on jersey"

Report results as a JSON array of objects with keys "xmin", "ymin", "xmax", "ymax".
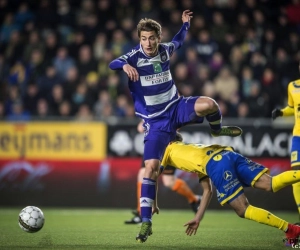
[
  {"xmin": 140, "ymin": 70, "xmax": 172, "ymax": 86},
  {"xmin": 223, "ymin": 171, "xmax": 233, "ymax": 181}
]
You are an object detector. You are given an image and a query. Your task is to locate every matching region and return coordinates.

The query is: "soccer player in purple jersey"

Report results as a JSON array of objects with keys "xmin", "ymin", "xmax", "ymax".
[{"xmin": 109, "ymin": 10, "xmax": 242, "ymax": 243}]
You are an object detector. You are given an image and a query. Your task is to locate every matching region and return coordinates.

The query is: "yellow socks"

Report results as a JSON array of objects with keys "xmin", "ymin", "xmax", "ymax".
[
  {"xmin": 244, "ymin": 205, "xmax": 288, "ymax": 231},
  {"xmin": 172, "ymin": 179, "xmax": 197, "ymax": 203},
  {"xmin": 293, "ymin": 182, "xmax": 300, "ymax": 215},
  {"xmin": 272, "ymin": 170, "xmax": 300, "ymax": 193}
]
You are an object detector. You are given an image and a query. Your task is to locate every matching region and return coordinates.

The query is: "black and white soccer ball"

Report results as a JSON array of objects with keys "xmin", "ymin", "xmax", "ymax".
[{"xmin": 18, "ymin": 206, "xmax": 45, "ymax": 233}]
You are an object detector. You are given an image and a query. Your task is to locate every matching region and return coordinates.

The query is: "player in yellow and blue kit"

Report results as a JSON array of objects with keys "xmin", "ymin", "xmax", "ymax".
[
  {"xmin": 158, "ymin": 141, "xmax": 300, "ymax": 246},
  {"xmin": 272, "ymin": 62, "xmax": 300, "ymax": 218}
]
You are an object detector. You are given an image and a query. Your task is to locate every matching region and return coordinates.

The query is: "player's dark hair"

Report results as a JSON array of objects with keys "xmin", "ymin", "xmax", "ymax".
[{"xmin": 137, "ymin": 18, "xmax": 162, "ymax": 38}]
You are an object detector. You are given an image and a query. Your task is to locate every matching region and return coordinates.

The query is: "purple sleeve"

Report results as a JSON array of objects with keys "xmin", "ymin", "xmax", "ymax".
[
  {"xmin": 109, "ymin": 58, "xmax": 127, "ymax": 70},
  {"xmin": 171, "ymin": 22, "xmax": 190, "ymax": 50}
]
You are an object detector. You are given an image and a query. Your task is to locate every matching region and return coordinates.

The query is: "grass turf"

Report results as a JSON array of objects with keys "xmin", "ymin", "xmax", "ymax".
[{"xmin": 0, "ymin": 208, "xmax": 298, "ymax": 250}]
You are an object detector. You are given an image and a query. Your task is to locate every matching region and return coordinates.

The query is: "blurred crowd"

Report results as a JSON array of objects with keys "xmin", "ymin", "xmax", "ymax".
[{"xmin": 1, "ymin": 0, "xmax": 300, "ymax": 121}]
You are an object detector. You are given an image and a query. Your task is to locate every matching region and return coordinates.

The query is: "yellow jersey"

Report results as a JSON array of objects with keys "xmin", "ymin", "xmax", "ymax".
[
  {"xmin": 160, "ymin": 141, "xmax": 234, "ymax": 180},
  {"xmin": 284, "ymin": 80, "xmax": 300, "ymax": 136}
]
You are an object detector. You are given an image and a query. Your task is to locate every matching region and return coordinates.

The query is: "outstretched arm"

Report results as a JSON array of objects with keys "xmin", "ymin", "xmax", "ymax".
[
  {"xmin": 171, "ymin": 10, "xmax": 193, "ymax": 49},
  {"xmin": 184, "ymin": 177, "xmax": 212, "ymax": 236}
]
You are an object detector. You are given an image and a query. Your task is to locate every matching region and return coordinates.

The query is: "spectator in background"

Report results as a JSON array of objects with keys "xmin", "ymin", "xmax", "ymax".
[
  {"xmin": 96, "ymin": 0, "xmax": 114, "ymax": 30},
  {"xmin": 208, "ymin": 52, "xmax": 224, "ymax": 76},
  {"xmin": 214, "ymin": 66, "xmax": 239, "ymax": 103},
  {"xmin": 6, "ymin": 100, "xmax": 30, "ymax": 121},
  {"xmin": 37, "ymin": 65, "xmax": 62, "ymax": 98},
  {"xmin": 260, "ymin": 29, "xmax": 278, "ymax": 61},
  {"xmin": 23, "ymin": 83, "xmax": 40, "ymax": 115},
  {"xmin": 27, "ymin": 48, "xmax": 46, "ymax": 81},
  {"xmin": 210, "ymin": 11, "xmax": 229, "ymax": 44},
  {"xmin": 53, "ymin": 46, "xmax": 75, "ymax": 80},
  {"xmin": 57, "ymin": 0, "xmax": 75, "ymax": 30},
  {"xmin": 234, "ymin": 13, "xmax": 251, "ymax": 43},
  {"xmin": 110, "ymin": 29, "xmax": 131, "ymax": 58},
  {"xmin": 284, "ymin": 32, "xmax": 300, "ymax": 61},
  {"xmin": 14, "ymin": 2, "xmax": 35, "ymax": 30},
  {"xmin": 58, "ymin": 100, "xmax": 71, "ymax": 119},
  {"xmin": 48, "ymin": 84, "xmax": 65, "ymax": 116},
  {"xmin": 218, "ymin": 32, "xmax": 237, "ymax": 64},
  {"xmin": 94, "ymin": 89, "xmax": 113, "ymax": 119},
  {"xmin": 23, "ymin": 30, "xmax": 45, "ymax": 63},
  {"xmin": 274, "ymin": 47, "xmax": 294, "ymax": 90},
  {"xmin": 7, "ymin": 61, "xmax": 28, "ymax": 97},
  {"xmin": 93, "ymin": 32, "xmax": 107, "ymax": 60},
  {"xmin": 81, "ymin": 14, "xmax": 99, "ymax": 44},
  {"xmin": 71, "ymin": 82, "xmax": 90, "ymax": 114},
  {"xmin": 86, "ymin": 71, "xmax": 100, "ymax": 104},
  {"xmin": 76, "ymin": 45, "xmax": 97, "ymax": 78},
  {"xmin": 260, "ymin": 67, "xmax": 282, "ymax": 115},
  {"xmin": 4, "ymin": 85, "xmax": 20, "ymax": 115},
  {"xmin": 246, "ymin": 81, "xmax": 268, "ymax": 117},
  {"xmin": 43, "ymin": 31, "xmax": 59, "ymax": 65},
  {"xmin": 75, "ymin": 103, "xmax": 93, "ymax": 121},
  {"xmin": 253, "ymin": 9, "xmax": 268, "ymax": 43},
  {"xmin": 237, "ymin": 102, "xmax": 250, "ymax": 118},
  {"xmin": 64, "ymin": 66, "xmax": 79, "ymax": 100},
  {"xmin": 240, "ymin": 66, "xmax": 258, "ymax": 99},
  {"xmin": 4, "ymin": 30, "xmax": 23, "ymax": 66},
  {"xmin": 76, "ymin": 0, "xmax": 95, "ymax": 27},
  {"xmin": 195, "ymin": 29, "xmax": 218, "ymax": 64},
  {"xmin": 276, "ymin": 15, "xmax": 292, "ymax": 42},
  {"xmin": 0, "ymin": 13, "xmax": 20, "ymax": 44},
  {"xmin": 249, "ymin": 51, "xmax": 266, "ymax": 80},
  {"xmin": 229, "ymin": 45, "xmax": 245, "ymax": 77},
  {"xmin": 68, "ymin": 30, "xmax": 86, "ymax": 59},
  {"xmin": 34, "ymin": 98, "xmax": 52, "ymax": 120}
]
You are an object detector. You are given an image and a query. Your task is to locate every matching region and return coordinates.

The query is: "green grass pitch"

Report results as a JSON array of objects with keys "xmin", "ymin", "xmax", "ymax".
[{"xmin": 0, "ymin": 208, "xmax": 298, "ymax": 250}]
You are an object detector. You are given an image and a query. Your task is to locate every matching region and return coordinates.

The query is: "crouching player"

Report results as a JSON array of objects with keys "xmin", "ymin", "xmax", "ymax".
[{"xmin": 156, "ymin": 140, "xmax": 300, "ymax": 246}]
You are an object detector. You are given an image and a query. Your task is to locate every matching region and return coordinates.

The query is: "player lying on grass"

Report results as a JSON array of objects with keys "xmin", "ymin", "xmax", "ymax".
[{"xmin": 153, "ymin": 140, "xmax": 300, "ymax": 246}]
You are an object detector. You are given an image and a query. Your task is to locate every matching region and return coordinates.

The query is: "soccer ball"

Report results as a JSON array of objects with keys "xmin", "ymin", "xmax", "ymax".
[{"xmin": 18, "ymin": 206, "xmax": 45, "ymax": 233}]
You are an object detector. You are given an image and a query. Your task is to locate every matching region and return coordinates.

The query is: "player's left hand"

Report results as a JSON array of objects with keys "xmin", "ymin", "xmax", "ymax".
[
  {"xmin": 182, "ymin": 10, "xmax": 193, "ymax": 24},
  {"xmin": 184, "ymin": 219, "xmax": 200, "ymax": 236},
  {"xmin": 271, "ymin": 108, "xmax": 283, "ymax": 120},
  {"xmin": 152, "ymin": 206, "xmax": 159, "ymax": 215}
]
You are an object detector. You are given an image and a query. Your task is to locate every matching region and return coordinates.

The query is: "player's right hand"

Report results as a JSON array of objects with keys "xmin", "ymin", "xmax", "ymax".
[
  {"xmin": 271, "ymin": 109, "xmax": 283, "ymax": 120},
  {"xmin": 123, "ymin": 64, "xmax": 139, "ymax": 82}
]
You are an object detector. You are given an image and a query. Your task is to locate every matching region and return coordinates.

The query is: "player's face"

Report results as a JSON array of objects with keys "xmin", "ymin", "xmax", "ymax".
[{"xmin": 140, "ymin": 31, "xmax": 161, "ymax": 57}]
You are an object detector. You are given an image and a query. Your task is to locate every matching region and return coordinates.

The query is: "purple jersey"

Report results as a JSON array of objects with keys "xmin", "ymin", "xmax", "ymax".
[{"xmin": 109, "ymin": 22, "xmax": 190, "ymax": 119}]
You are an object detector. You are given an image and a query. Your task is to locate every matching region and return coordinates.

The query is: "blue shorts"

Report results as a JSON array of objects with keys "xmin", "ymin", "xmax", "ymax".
[
  {"xmin": 206, "ymin": 151, "xmax": 268, "ymax": 205},
  {"xmin": 143, "ymin": 96, "xmax": 204, "ymax": 160},
  {"xmin": 291, "ymin": 136, "xmax": 300, "ymax": 167}
]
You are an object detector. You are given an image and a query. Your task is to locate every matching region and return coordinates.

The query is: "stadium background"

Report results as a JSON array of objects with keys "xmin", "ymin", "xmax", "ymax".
[{"xmin": 0, "ymin": 0, "xmax": 299, "ymax": 210}]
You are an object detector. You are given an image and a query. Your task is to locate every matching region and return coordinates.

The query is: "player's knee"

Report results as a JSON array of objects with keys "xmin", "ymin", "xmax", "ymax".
[{"xmin": 195, "ymin": 97, "xmax": 218, "ymax": 116}]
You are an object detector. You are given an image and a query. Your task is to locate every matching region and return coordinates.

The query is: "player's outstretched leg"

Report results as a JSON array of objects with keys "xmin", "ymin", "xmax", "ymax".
[
  {"xmin": 136, "ymin": 222, "xmax": 152, "ymax": 243},
  {"xmin": 210, "ymin": 126, "xmax": 243, "ymax": 137}
]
